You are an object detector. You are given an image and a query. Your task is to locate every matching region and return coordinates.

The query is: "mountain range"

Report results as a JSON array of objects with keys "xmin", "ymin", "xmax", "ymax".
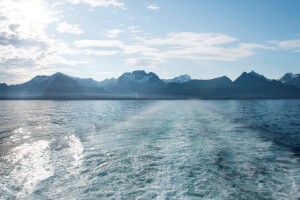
[{"xmin": 0, "ymin": 70, "xmax": 300, "ymax": 99}]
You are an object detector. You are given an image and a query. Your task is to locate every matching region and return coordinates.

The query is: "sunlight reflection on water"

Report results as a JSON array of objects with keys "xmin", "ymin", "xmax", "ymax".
[{"xmin": 2, "ymin": 140, "xmax": 53, "ymax": 198}]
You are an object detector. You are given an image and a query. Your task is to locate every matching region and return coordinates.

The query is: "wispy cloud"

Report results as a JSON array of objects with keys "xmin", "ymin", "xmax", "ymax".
[
  {"xmin": 83, "ymin": 50, "xmax": 119, "ymax": 56},
  {"xmin": 64, "ymin": 0, "xmax": 126, "ymax": 9},
  {"xmin": 74, "ymin": 39, "xmax": 158, "ymax": 54},
  {"xmin": 127, "ymin": 26, "xmax": 144, "ymax": 35},
  {"xmin": 147, "ymin": 4, "xmax": 160, "ymax": 10},
  {"xmin": 56, "ymin": 22, "xmax": 83, "ymax": 35},
  {"xmin": 143, "ymin": 32, "xmax": 238, "ymax": 46},
  {"xmin": 0, "ymin": 44, "xmax": 87, "ymax": 84},
  {"xmin": 73, "ymin": 32, "xmax": 268, "ymax": 69},
  {"xmin": 138, "ymin": 32, "xmax": 267, "ymax": 61},
  {"xmin": 270, "ymin": 38, "xmax": 300, "ymax": 52},
  {"xmin": 103, "ymin": 29, "xmax": 124, "ymax": 38},
  {"xmin": 125, "ymin": 57, "xmax": 166, "ymax": 68},
  {"xmin": 74, "ymin": 39, "xmax": 124, "ymax": 48}
]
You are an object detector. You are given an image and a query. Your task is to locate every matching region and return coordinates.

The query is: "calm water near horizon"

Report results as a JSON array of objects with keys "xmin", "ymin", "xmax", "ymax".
[{"xmin": 0, "ymin": 100, "xmax": 300, "ymax": 199}]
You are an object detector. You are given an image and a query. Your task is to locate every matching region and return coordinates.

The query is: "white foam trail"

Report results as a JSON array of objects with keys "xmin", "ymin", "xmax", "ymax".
[
  {"xmin": 67, "ymin": 134, "xmax": 84, "ymax": 162},
  {"xmin": 1, "ymin": 140, "xmax": 53, "ymax": 198}
]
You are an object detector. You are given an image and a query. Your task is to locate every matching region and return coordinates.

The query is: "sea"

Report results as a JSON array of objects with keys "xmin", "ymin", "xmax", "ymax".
[{"xmin": 0, "ymin": 100, "xmax": 300, "ymax": 199}]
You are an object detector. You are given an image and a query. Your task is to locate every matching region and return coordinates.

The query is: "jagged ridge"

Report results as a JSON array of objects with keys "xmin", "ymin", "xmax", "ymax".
[{"xmin": 0, "ymin": 70, "xmax": 299, "ymax": 99}]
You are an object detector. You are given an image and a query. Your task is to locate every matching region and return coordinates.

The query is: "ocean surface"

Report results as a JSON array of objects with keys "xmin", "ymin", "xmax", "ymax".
[{"xmin": 0, "ymin": 100, "xmax": 300, "ymax": 200}]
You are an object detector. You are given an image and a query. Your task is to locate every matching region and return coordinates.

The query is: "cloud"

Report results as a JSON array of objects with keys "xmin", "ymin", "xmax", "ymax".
[
  {"xmin": 0, "ymin": 43, "xmax": 88, "ymax": 68},
  {"xmin": 270, "ymin": 38, "xmax": 300, "ymax": 51},
  {"xmin": 73, "ymin": 32, "xmax": 269, "ymax": 71},
  {"xmin": 73, "ymin": 32, "xmax": 268, "ymax": 69},
  {"xmin": 137, "ymin": 32, "xmax": 267, "ymax": 61},
  {"xmin": 64, "ymin": 0, "xmax": 126, "ymax": 9},
  {"xmin": 127, "ymin": 26, "xmax": 144, "ymax": 34},
  {"xmin": 56, "ymin": 22, "xmax": 83, "ymax": 35},
  {"xmin": 83, "ymin": 50, "xmax": 119, "ymax": 56},
  {"xmin": 143, "ymin": 32, "xmax": 239, "ymax": 47},
  {"xmin": 160, "ymin": 45, "xmax": 257, "ymax": 61},
  {"xmin": 74, "ymin": 39, "xmax": 158, "ymax": 55},
  {"xmin": 36, "ymin": 53, "xmax": 89, "ymax": 66},
  {"xmin": 0, "ymin": 0, "xmax": 130, "ymax": 83},
  {"xmin": 0, "ymin": 0, "xmax": 91, "ymax": 83},
  {"xmin": 123, "ymin": 44, "xmax": 158, "ymax": 55},
  {"xmin": 74, "ymin": 39, "xmax": 124, "ymax": 48},
  {"xmin": 0, "ymin": 45, "xmax": 41, "ymax": 63},
  {"xmin": 0, "ymin": 0, "xmax": 54, "ymax": 42},
  {"xmin": 0, "ymin": 43, "xmax": 90, "ymax": 84},
  {"xmin": 147, "ymin": 4, "xmax": 160, "ymax": 10},
  {"xmin": 103, "ymin": 29, "xmax": 124, "ymax": 38},
  {"xmin": 125, "ymin": 57, "xmax": 166, "ymax": 68}
]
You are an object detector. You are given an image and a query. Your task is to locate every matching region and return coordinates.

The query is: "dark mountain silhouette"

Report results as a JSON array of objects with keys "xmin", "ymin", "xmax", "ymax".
[
  {"xmin": 0, "ymin": 83, "xmax": 8, "ymax": 95},
  {"xmin": 163, "ymin": 76, "xmax": 233, "ymax": 98},
  {"xmin": 72, "ymin": 77, "xmax": 102, "ymax": 88},
  {"xmin": 11, "ymin": 75, "xmax": 54, "ymax": 95},
  {"xmin": 0, "ymin": 70, "xmax": 299, "ymax": 99},
  {"xmin": 43, "ymin": 73, "xmax": 84, "ymax": 94},
  {"xmin": 42, "ymin": 73, "xmax": 107, "ymax": 99},
  {"xmin": 97, "ymin": 78, "xmax": 117, "ymax": 89},
  {"xmin": 231, "ymin": 71, "xmax": 299, "ymax": 98}
]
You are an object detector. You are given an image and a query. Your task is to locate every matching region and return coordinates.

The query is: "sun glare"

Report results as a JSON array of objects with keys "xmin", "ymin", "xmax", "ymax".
[
  {"xmin": 5, "ymin": 0, "xmax": 54, "ymax": 40},
  {"xmin": 19, "ymin": 1, "xmax": 52, "ymax": 23}
]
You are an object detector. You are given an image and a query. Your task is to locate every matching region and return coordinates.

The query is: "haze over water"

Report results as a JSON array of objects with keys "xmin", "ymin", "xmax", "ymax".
[{"xmin": 0, "ymin": 100, "xmax": 300, "ymax": 199}]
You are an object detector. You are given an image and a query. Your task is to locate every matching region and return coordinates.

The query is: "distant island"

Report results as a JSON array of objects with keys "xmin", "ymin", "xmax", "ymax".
[{"xmin": 0, "ymin": 70, "xmax": 300, "ymax": 100}]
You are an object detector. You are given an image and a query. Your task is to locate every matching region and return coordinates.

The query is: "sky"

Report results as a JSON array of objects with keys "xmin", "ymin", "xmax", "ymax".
[{"xmin": 0, "ymin": 0, "xmax": 300, "ymax": 84}]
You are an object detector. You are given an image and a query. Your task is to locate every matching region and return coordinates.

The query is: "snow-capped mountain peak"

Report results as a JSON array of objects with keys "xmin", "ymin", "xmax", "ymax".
[
  {"xmin": 118, "ymin": 70, "xmax": 161, "ymax": 84},
  {"xmin": 280, "ymin": 73, "xmax": 299, "ymax": 83},
  {"xmin": 279, "ymin": 73, "xmax": 300, "ymax": 88},
  {"xmin": 163, "ymin": 74, "xmax": 191, "ymax": 84}
]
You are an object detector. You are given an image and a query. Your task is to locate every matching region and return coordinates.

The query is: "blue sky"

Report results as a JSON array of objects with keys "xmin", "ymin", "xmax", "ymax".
[{"xmin": 1, "ymin": 0, "xmax": 300, "ymax": 84}]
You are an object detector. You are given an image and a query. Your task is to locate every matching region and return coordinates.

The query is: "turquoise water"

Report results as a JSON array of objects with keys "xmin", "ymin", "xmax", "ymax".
[{"xmin": 0, "ymin": 100, "xmax": 300, "ymax": 199}]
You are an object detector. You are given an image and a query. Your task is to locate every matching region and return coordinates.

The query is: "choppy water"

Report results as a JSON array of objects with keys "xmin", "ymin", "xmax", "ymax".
[{"xmin": 0, "ymin": 100, "xmax": 300, "ymax": 199}]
